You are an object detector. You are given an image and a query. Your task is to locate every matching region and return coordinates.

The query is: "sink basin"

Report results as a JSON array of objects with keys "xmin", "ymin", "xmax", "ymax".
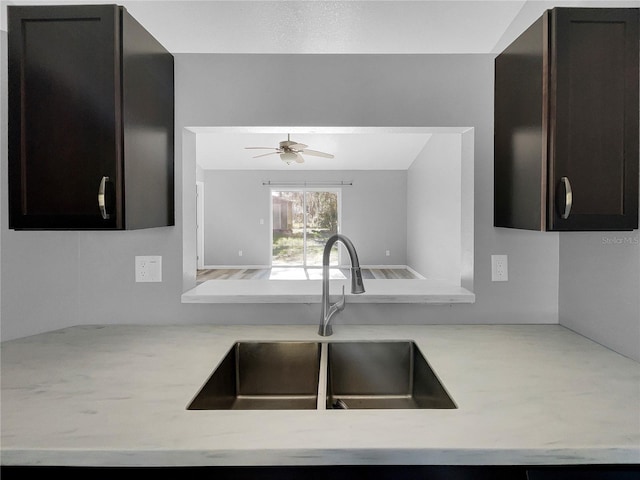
[
  {"xmin": 188, "ymin": 340, "xmax": 455, "ymax": 410},
  {"xmin": 187, "ymin": 342, "xmax": 321, "ymax": 410},
  {"xmin": 326, "ymin": 341, "xmax": 456, "ymax": 409}
]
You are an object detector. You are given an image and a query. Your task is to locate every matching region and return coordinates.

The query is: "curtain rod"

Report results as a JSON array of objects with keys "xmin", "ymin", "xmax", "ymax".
[{"xmin": 262, "ymin": 181, "xmax": 353, "ymax": 187}]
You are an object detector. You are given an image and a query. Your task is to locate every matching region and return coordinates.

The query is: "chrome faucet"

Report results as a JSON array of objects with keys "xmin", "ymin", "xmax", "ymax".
[{"xmin": 318, "ymin": 234, "xmax": 365, "ymax": 336}]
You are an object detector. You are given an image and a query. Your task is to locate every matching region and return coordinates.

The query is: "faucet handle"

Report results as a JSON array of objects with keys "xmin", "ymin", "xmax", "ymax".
[
  {"xmin": 335, "ymin": 285, "xmax": 346, "ymax": 311},
  {"xmin": 320, "ymin": 285, "xmax": 346, "ymax": 337}
]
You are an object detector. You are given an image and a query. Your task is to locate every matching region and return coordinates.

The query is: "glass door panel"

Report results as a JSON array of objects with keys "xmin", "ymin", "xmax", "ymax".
[
  {"xmin": 271, "ymin": 189, "xmax": 340, "ymax": 267},
  {"xmin": 272, "ymin": 191, "xmax": 304, "ymax": 266},
  {"xmin": 305, "ymin": 191, "xmax": 339, "ymax": 266}
]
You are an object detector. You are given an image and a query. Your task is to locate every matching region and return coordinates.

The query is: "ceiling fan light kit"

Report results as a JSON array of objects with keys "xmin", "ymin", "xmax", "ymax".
[
  {"xmin": 280, "ymin": 151, "xmax": 300, "ymax": 164},
  {"xmin": 245, "ymin": 134, "xmax": 334, "ymax": 165}
]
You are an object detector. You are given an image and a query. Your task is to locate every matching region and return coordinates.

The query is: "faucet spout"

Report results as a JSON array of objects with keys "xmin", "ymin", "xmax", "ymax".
[{"xmin": 318, "ymin": 234, "xmax": 365, "ymax": 336}]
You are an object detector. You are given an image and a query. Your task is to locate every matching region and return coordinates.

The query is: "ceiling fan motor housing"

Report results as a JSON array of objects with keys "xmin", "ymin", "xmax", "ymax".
[{"xmin": 245, "ymin": 134, "xmax": 333, "ymax": 164}]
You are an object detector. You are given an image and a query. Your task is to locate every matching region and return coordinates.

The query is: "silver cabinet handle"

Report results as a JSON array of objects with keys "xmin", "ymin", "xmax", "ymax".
[
  {"xmin": 560, "ymin": 176, "xmax": 572, "ymax": 219},
  {"xmin": 98, "ymin": 176, "xmax": 111, "ymax": 220}
]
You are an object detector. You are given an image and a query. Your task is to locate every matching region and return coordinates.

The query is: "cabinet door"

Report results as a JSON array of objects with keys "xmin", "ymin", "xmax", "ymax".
[
  {"xmin": 549, "ymin": 8, "xmax": 639, "ymax": 231},
  {"xmin": 8, "ymin": 5, "xmax": 122, "ymax": 229}
]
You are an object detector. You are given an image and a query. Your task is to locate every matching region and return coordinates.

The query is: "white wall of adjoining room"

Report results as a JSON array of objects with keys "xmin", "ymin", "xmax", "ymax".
[
  {"xmin": 201, "ymin": 169, "xmax": 407, "ymax": 268},
  {"xmin": 407, "ymin": 133, "xmax": 462, "ymax": 285}
]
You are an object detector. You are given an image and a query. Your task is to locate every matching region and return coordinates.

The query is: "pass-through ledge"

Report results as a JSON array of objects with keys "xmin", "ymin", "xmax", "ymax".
[{"xmin": 181, "ymin": 279, "xmax": 475, "ymax": 304}]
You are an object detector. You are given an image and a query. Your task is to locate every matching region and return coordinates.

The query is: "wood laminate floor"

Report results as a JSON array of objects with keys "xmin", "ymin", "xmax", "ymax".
[{"xmin": 196, "ymin": 267, "xmax": 421, "ymax": 284}]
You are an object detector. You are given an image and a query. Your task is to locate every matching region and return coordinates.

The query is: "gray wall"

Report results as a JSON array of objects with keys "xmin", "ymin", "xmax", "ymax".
[
  {"xmin": 559, "ymin": 232, "xmax": 640, "ymax": 361},
  {"xmin": 204, "ymin": 170, "xmax": 270, "ymax": 266},
  {"xmin": 202, "ymin": 169, "xmax": 407, "ymax": 267},
  {"xmin": 1, "ymin": 51, "xmax": 562, "ymax": 342},
  {"xmin": 179, "ymin": 54, "xmax": 560, "ymax": 325}
]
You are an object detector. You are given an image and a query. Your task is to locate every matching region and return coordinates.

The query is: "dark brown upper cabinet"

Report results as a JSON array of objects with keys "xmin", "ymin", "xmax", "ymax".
[
  {"xmin": 8, "ymin": 5, "xmax": 174, "ymax": 230},
  {"xmin": 494, "ymin": 8, "xmax": 638, "ymax": 231}
]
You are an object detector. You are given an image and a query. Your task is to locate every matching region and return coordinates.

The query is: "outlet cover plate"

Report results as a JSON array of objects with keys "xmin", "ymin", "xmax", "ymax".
[
  {"xmin": 135, "ymin": 256, "xmax": 162, "ymax": 283},
  {"xmin": 491, "ymin": 255, "xmax": 508, "ymax": 282}
]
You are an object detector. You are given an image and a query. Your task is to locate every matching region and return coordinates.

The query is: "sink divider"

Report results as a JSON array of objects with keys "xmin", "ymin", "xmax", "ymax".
[{"xmin": 316, "ymin": 342, "xmax": 328, "ymax": 411}]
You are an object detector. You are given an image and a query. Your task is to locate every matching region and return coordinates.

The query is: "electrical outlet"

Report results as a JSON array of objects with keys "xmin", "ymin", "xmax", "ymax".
[
  {"xmin": 385, "ymin": 250, "xmax": 391, "ymax": 256},
  {"xmin": 491, "ymin": 255, "xmax": 508, "ymax": 282},
  {"xmin": 238, "ymin": 250, "xmax": 243, "ymax": 257},
  {"xmin": 135, "ymin": 256, "xmax": 162, "ymax": 283}
]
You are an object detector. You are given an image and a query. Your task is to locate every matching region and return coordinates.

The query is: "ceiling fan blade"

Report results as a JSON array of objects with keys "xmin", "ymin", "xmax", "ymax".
[
  {"xmin": 299, "ymin": 149, "xmax": 334, "ymax": 159},
  {"xmin": 295, "ymin": 153, "xmax": 305, "ymax": 164},
  {"xmin": 289, "ymin": 143, "xmax": 308, "ymax": 150},
  {"xmin": 245, "ymin": 147, "xmax": 278, "ymax": 150},
  {"xmin": 253, "ymin": 151, "xmax": 280, "ymax": 158}
]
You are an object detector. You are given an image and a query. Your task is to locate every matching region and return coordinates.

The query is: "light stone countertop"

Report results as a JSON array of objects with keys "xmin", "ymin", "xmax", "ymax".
[{"xmin": 1, "ymin": 324, "xmax": 639, "ymax": 467}]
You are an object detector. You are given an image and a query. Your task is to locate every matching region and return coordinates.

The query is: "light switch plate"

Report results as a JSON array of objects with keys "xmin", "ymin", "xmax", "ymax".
[
  {"xmin": 135, "ymin": 256, "xmax": 162, "ymax": 282},
  {"xmin": 491, "ymin": 255, "xmax": 508, "ymax": 282}
]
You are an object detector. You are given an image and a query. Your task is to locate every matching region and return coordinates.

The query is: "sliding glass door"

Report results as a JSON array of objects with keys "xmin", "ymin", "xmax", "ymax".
[{"xmin": 271, "ymin": 189, "xmax": 340, "ymax": 267}]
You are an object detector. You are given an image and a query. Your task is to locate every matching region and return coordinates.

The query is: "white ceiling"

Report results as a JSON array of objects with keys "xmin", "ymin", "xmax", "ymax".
[
  {"xmin": 3, "ymin": 1, "xmax": 635, "ymax": 54},
  {"xmin": 124, "ymin": 0, "xmax": 527, "ymax": 54},
  {"xmin": 196, "ymin": 130, "xmax": 438, "ymax": 170}
]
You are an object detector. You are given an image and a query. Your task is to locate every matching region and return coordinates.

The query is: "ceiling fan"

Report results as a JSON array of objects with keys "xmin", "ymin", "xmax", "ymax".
[{"xmin": 245, "ymin": 134, "xmax": 334, "ymax": 164}]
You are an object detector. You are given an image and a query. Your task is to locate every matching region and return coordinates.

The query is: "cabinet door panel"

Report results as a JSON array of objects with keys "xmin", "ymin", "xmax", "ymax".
[
  {"xmin": 9, "ymin": 6, "xmax": 121, "ymax": 229},
  {"xmin": 550, "ymin": 8, "xmax": 639, "ymax": 230},
  {"xmin": 565, "ymin": 21, "xmax": 625, "ymax": 216}
]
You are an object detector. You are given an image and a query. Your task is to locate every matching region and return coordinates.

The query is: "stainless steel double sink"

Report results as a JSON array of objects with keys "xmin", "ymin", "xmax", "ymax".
[{"xmin": 187, "ymin": 341, "xmax": 456, "ymax": 410}]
